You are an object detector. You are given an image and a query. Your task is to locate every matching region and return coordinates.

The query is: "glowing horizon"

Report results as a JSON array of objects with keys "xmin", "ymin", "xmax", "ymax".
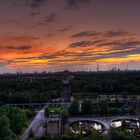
[{"xmin": 0, "ymin": 0, "xmax": 140, "ymax": 73}]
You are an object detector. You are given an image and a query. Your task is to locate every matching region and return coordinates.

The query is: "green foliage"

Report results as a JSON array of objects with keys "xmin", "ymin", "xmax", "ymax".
[
  {"xmin": 109, "ymin": 128, "xmax": 138, "ymax": 140},
  {"xmin": 65, "ymin": 128, "xmax": 74, "ymax": 136},
  {"xmin": 0, "ymin": 71, "xmax": 140, "ymax": 104},
  {"xmin": 81, "ymin": 100, "xmax": 93, "ymax": 115},
  {"xmin": 26, "ymin": 110, "xmax": 33, "ymax": 119},
  {"xmin": 61, "ymin": 110, "xmax": 69, "ymax": 123},
  {"xmin": 0, "ymin": 106, "xmax": 27, "ymax": 134},
  {"xmin": 45, "ymin": 107, "xmax": 50, "ymax": 117},
  {"xmin": 0, "ymin": 115, "xmax": 20, "ymax": 140},
  {"xmin": 71, "ymin": 71, "xmax": 140, "ymax": 95},
  {"xmin": 0, "ymin": 115, "xmax": 11, "ymax": 139},
  {"xmin": 10, "ymin": 109, "xmax": 27, "ymax": 134},
  {"xmin": 0, "ymin": 106, "xmax": 32, "ymax": 140},
  {"xmin": 0, "ymin": 77, "xmax": 60, "ymax": 103},
  {"xmin": 31, "ymin": 127, "xmax": 140, "ymax": 140},
  {"xmin": 100, "ymin": 100, "xmax": 108, "ymax": 116},
  {"xmin": 68, "ymin": 100, "xmax": 79, "ymax": 115}
]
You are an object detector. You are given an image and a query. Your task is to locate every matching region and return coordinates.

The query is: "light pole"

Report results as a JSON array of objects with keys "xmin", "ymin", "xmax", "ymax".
[{"xmin": 79, "ymin": 122, "xmax": 82, "ymax": 135}]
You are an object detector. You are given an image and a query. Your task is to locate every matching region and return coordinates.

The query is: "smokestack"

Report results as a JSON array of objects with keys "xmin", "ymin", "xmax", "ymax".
[{"xmin": 127, "ymin": 64, "xmax": 129, "ymax": 70}]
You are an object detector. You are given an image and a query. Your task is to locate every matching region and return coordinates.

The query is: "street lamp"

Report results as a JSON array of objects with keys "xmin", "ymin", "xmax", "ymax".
[{"xmin": 79, "ymin": 122, "xmax": 83, "ymax": 135}]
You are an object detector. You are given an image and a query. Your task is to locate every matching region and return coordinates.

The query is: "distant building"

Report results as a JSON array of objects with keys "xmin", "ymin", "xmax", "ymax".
[
  {"xmin": 46, "ymin": 111, "xmax": 61, "ymax": 135},
  {"xmin": 61, "ymin": 71, "xmax": 72, "ymax": 102},
  {"xmin": 97, "ymin": 64, "xmax": 99, "ymax": 72}
]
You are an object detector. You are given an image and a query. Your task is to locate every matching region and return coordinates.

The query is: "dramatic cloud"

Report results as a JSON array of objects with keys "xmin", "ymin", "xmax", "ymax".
[
  {"xmin": 25, "ymin": 0, "xmax": 48, "ymax": 15},
  {"xmin": 96, "ymin": 48, "xmax": 140, "ymax": 60},
  {"xmin": 26, "ymin": 13, "xmax": 57, "ymax": 29},
  {"xmin": 26, "ymin": 22, "xmax": 48, "ymax": 29},
  {"xmin": 71, "ymin": 31, "xmax": 100, "ymax": 38},
  {"xmin": 69, "ymin": 40, "xmax": 103, "ymax": 48},
  {"xmin": 0, "ymin": 0, "xmax": 140, "ymax": 71},
  {"xmin": 25, "ymin": 0, "xmax": 47, "ymax": 8},
  {"xmin": 45, "ymin": 13, "xmax": 57, "ymax": 23},
  {"xmin": 38, "ymin": 54, "xmax": 58, "ymax": 60},
  {"xmin": 39, "ymin": 51, "xmax": 94, "ymax": 59},
  {"xmin": 9, "ymin": 35, "xmax": 39, "ymax": 42},
  {"xmin": 6, "ymin": 45, "xmax": 32, "ymax": 50},
  {"xmin": 121, "ymin": 41, "xmax": 140, "ymax": 48},
  {"xmin": 69, "ymin": 41, "xmax": 93, "ymax": 48},
  {"xmin": 51, "ymin": 48, "xmax": 140, "ymax": 63},
  {"xmin": 45, "ymin": 25, "xmax": 73, "ymax": 38},
  {"xmin": 98, "ymin": 41, "xmax": 122, "ymax": 47},
  {"xmin": 56, "ymin": 25, "xmax": 73, "ymax": 33},
  {"xmin": 14, "ymin": 50, "xmax": 94, "ymax": 64},
  {"xmin": 49, "ymin": 48, "xmax": 140, "ymax": 63},
  {"xmin": 104, "ymin": 30, "xmax": 131, "ymax": 37},
  {"xmin": 64, "ymin": 52, "xmax": 94, "ymax": 58},
  {"xmin": 66, "ymin": 0, "xmax": 91, "ymax": 9},
  {"xmin": 0, "ymin": 33, "xmax": 39, "ymax": 43},
  {"xmin": 72, "ymin": 30, "xmax": 131, "ymax": 38},
  {"xmin": 98, "ymin": 40, "xmax": 140, "ymax": 50}
]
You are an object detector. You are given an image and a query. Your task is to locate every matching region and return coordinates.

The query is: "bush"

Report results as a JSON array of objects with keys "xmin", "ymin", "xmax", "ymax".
[
  {"xmin": 68, "ymin": 100, "xmax": 79, "ymax": 115},
  {"xmin": 81, "ymin": 100, "xmax": 93, "ymax": 115},
  {"xmin": 26, "ymin": 110, "xmax": 33, "ymax": 119},
  {"xmin": 45, "ymin": 107, "xmax": 50, "ymax": 117}
]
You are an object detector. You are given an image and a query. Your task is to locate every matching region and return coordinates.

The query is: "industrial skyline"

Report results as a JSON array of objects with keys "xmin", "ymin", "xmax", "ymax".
[{"xmin": 0, "ymin": 0, "xmax": 140, "ymax": 73}]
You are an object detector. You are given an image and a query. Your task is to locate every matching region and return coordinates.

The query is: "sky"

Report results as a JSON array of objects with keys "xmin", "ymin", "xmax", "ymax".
[{"xmin": 0, "ymin": 0, "xmax": 140, "ymax": 73}]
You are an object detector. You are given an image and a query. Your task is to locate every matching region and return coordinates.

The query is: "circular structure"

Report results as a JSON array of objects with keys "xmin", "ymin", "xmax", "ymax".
[
  {"xmin": 110, "ymin": 118, "xmax": 140, "ymax": 133},
  {"xmin": 69, "ymin": 120, "xmax": 105, "ymax": 134}
]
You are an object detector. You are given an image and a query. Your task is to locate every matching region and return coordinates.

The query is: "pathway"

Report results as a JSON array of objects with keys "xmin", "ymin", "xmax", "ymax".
[{"xmin": 21, "ymin": 109, "xmax": 46, "ymax": 140}]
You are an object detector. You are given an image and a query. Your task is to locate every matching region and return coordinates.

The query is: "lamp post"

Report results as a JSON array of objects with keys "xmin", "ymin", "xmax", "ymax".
[{"xmin": 79, "ymin": 122, "xmax": 82, "ymax": 135}]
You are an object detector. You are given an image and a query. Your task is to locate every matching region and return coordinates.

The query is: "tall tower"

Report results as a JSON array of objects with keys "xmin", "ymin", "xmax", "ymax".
[
  {"xmin": 61, "ymin": 71, "xmax": 71, "ymax": 102},
  {"xmin": 127, "ymin": 64, "xmax": 129, "ymax": 71},
  {"xmin": 97, "ymin": 64, "xmax": 99, "ymax": 72}
]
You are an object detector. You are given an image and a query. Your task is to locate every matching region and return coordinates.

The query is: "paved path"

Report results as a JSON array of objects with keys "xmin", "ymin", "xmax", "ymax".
[
  {"xmin": 21, "ymin": 109, "xmax": 46, "ymax": 140},
  {"xmin": 34, "ymin": 124, "xmax": 46, "ymax": 137}
]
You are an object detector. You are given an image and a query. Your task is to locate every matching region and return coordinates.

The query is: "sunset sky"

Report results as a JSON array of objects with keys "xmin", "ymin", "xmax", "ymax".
[{"xmin": 0, "ymin": 0, "xmax": 140, "ymax": 73}]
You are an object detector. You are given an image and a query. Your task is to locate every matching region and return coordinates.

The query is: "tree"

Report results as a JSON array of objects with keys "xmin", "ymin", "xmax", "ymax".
[
  {"xmin": 26, "ymin": 110, "xmax": 33, "ymax": 119},
  {"xmin": 0, "ymin": 115, "xmax": 11, "ymax": 139},
  {"xmin": 81, "ymin": 100, "xmax": 93, "ymax": 115},
  {"xmin": 9, "ymin": 108, "xmax": 26, "ymax": 134},
  {"xmin": 45, "ymin": 107, "xmax": 50, "ymax": 118},
  {"xmin": 100, "ymin": 100, "xmax": 108, "ymax": 116},
  {"xmin": 61, "ymin": 110, "xmax": 69, "ymax": 134},
  {"xmin": 0, "ymin": 115, "xmax": 18, "ymax": 140},
  {"xmin": 68, "ymin": 100, "xmax": 79, "ymax": 115}
]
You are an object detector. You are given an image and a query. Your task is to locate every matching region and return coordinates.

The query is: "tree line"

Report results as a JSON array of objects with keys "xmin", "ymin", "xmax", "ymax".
[
  {"xmin": 0, "ymin": 105, "xmax": 34, "ymax": 140},
  {"xmin": 0, "ymin": 71, "xmax": 140, "ymax": 104}
]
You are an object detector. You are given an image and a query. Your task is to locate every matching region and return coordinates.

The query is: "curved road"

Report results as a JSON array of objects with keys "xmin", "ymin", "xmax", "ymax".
[{"xmin": 21, "ymin": 109, "xmax": 46, "ymax": 140}]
